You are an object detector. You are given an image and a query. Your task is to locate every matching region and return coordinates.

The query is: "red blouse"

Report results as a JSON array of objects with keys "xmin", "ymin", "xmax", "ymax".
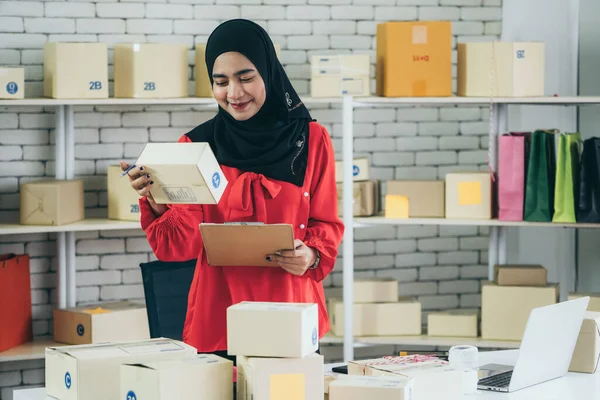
[{"xmin": 139, "ymin": 121, "xmax": 344, "ymax": 353}]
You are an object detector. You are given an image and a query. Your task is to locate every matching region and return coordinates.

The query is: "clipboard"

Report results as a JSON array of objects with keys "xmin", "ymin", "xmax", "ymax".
[{"xmin": 199, "ymin": 223, "xmax": 295, "ymax": 267}]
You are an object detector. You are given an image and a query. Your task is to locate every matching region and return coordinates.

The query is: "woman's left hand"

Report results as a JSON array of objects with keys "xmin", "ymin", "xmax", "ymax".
[{"xmin": 267, "ymin": 239, "xmax": 317, "ymax": 276}]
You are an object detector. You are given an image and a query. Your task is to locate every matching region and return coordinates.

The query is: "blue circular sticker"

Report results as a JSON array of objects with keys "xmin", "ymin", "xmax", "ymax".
[
  {"xmin": 312, "ymin": 327, "xmax": 318, "ymax": 346},
  {"xmin": 211, "ymin": 172, "xmax": 221, "ymax": 189},
  {"xmin": 352, "ymin": 165, "xmax": 360, "ymax": 176},
  {"xmin": 6, "ymin": 82, "xmax": 18, "ymax": 95},
  {"xmin": 76, "ymin": 324, "xmax": 85, "ymax": 336},
  {"xmin": 64, "ymin": 372, "xmax": 72, "ymax": 389},
  {"xmin": 126, "ymin": 390, "xmax": 137, "ymax": 400}
]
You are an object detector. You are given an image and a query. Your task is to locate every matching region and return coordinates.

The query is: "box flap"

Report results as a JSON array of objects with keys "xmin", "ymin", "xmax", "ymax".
[
  {"xmin": 64, "ymin": 301, "xmax": 146, "ymax": 315},
  {"xmin": 329, "ymin": 375, "xmax": 412, "ymax": 389},
  {"xmin": 50, "ymin": 338, "xmax": 190, "ymax": 359},
  {"xmin": 136, "ymin": 143, "xmax": 209, "ymax": 165},
  {"xmin": 230, "ymin": 301, "xmax": 315, "ymax": 312}
]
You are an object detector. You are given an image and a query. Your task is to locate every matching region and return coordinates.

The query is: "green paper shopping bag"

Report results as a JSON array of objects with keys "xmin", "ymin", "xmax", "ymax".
[
  {"xmin": 553, "ymin": 132, "xmax": 581, "ymax": 223},
  {"xmin": 524, "ymin": 130, "xmax": 558, "ymax": 222}
]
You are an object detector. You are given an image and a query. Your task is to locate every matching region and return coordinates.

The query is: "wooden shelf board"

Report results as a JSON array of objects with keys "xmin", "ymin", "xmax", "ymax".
[
  {"xmin": 320, "ymin": 334, "xmax": 520, "ymax": 349},
  {"xmin": 0, "ymin": 337, "xmax": 65, "ymax": 363},
  {"xmin": 354, "ymin": 216, "xmax": 600, "ymax": 229},
  {"xmin": 0, "ymin": 218, "xmax": 141, "ymax": 235}
]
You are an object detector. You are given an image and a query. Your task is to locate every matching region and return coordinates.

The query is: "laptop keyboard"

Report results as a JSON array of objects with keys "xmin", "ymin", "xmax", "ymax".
[{"xmin": 478, "ymin": 371, "xmax": 513, "ymax": 388}]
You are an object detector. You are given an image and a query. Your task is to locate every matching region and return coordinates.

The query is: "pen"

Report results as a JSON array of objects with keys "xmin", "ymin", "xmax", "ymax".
[{"xmin": 120, "ymin": 164, "xmax": 136, "ymax": 178}]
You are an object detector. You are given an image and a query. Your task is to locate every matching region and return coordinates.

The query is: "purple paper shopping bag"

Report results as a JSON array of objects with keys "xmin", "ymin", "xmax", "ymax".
[{"xmin": 498, "ymin": 132, "xmax": 531, "ymax": 221}]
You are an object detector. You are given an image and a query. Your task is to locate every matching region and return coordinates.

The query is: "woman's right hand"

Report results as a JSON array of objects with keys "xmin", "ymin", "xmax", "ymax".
[{"xmin": 120, "ymin": 161, "xmax": 168, "ymax": 217}]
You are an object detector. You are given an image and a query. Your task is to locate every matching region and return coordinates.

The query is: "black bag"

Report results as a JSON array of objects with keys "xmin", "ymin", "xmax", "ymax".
[{"xmin": 577, "ymin": 137, "xmax": 600, "ymax": 222}]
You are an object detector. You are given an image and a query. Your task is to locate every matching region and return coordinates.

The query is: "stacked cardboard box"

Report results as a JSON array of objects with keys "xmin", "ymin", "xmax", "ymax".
[
  {"xmin": 335, "ymin": 158, "xmax": 379, "ymax": 217},
  {"xmin": 427, "ymin": 309, "xmax": 479, "ymax": 338},
  {"xmin": 310, "ymin": 54, "xmax": 371, "ymax": 98}
]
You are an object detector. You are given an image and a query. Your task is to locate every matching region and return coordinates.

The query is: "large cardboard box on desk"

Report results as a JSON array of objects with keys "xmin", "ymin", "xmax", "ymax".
[
  {"xmin": 569, "ymin": 312, "xmax": 600, "ymax": 373},
  {"xmin": 427, "ymin": 309, "xmax": 478, "ymax": 337},
  {"xmin": 227, "ymin": 301, "xmax": 319, "ymax": 358},
  {"xmin": 20, "ymin": 180, "xmax": 84, "ymax": 226},
  {"xmin": 237, "ymin": 353, "xmax": 324, "ymax": 400},
  {"xmin": 45, "ymin": 338, "xmax": 197, "ymax": 400},
  {"xmin": 569, "ymin": 292, "xmax": 600, "ymax": 312},
  {"xmin": 114, "ymin": 43, "xmax": 188, "ymax": 98},
  {"xmin": 107, "ymin": 165, "xmax": 141, "ymax": 221},
  {"xmin": 0, "ymin": 254, "xmax": 31, "ymax": 352},
  {"xmin": 135, "ymin": 142, "xmax": 227, "ymax": 204},
  {"xmin": 44, "ymin": 42, "xmax": 108, "ymax": 99},
  {"xmin": 53, "ymin": 301, "xmax": 149, "ymax": 345},
  {"xmin": 457, "ymin": 42, "xmax": 545, "ymax": 97},
  {"xmin": 329, "ymin": 375, "xmax": 413, "ymax": 400},
  {"xmin": 336, "ymin": 180, "xmax": 378, "ymax": 217},
  {"xmin": 385, "ymin": 180, "xmax": 445, "ymax": 218},
  {"xmin": 481, "ymin": 282, "xmax": 558, "ymax": 341},
  {"xmin": 376, "ymin": 21, "xmax": 452, "ymax": 97},
  {"xmin": 121, "ymin": 354, "xmax": 233, "ymax": 400},
  {"xmin": 445, "ymin": 172, "xmax": 492, "ymax": 219},
  {"xmin": 0, "ymin": 67, "xmax": 24, "ymax": 99},
  {"xmin": 495, "ymin": 264, "xmax": 548, "ymax": 286}
]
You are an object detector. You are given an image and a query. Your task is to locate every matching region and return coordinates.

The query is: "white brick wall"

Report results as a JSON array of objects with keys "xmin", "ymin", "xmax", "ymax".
[{"xmin": 0, "ymin": 0, "xmax": 503, "ymax": 388}]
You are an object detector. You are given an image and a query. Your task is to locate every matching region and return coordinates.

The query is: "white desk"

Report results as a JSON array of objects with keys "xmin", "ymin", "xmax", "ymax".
[{"xmin": 13, "ymin": 350, "xmax": 600, "ymax": 400}]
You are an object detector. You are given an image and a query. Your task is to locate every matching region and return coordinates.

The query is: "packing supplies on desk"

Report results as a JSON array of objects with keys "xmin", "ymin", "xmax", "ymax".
[
  {"xmin": 329, "ymin": 375, "xmax": 413, "ymax": 400},
  {"xmin": 348, "ymin": 355, "xmax": 463, "ymax": 400},
  {"xmin": 524, "ymin": 130, "xmax": 558, "ymax": 222},
  {"xmin": 335, "ymin": 158, "xmax": 370, "ymax": 182},
  {"xmin": 44, "ymin": 42, "xmax": 108, "ymax": 99},
  {"xmin": 481, "ymin": 282, "xmax": 558, "ymax": 341},
  {"xmin": 569, "ymin": 312, "xmax": 600, "ymax": 373},
  {"xmin": 0, "ymin": 254, "xmax": 31, "ymax": 352},
  {"xmin": 376, "ymin": 21, "xmax": 452, "ymax": 97},
  {"xmin": 107, "ymin": 165, "xmax": 141, "ymax": 221},
  {"xmin": 498, "ymin": 132, "xmax": 531, "ymax": 221},
  {"xmin": 134, "ymin": 142, "xmax": 227, "ymax": 204},
  {"xmin": 45, "ymin": 338, "xmax": 197, "ymax": 400},
  {"xmin": 0, "ymin": 67, "xmax": 24, "ymax": 99},
  {"xmin": 553, "ymin": 132, "xmax": 581, "ymax": 223},
  {"xmin": 494, "ymin": 264, "xmax": 548, "ymax": 286},
  {"xmin": 114, "ymin": 43, "xmax": 188, "ymax": 99},
  {"xmin": 121, "ymin": 354, "xmax": 233, "ymax": 400},
  {"xmin": 20, "ymin": 179, "xmax": 84, "ymax": 225},
  {"xmin": 427, "ymin": 310, "xmax": 478, "ymax": 338},
  {"xmin": 237, "ymin": 353, "xmax": 324, "ymax": 400},
  {"xmin": 445, "ymin": 172, "xmax": 492, "ymax": 219},
  {"xmin": 457, "ymin": 42, "xmax": 545, "ymax": 97},
  {"xmin": 227, "ymin": 301, "xmax": 318, "ymax": 358},
  {"xmin": 336, "ymin": 180, "xmax": 378, "ymax": 217},
  {"xmin": 329, "ymin": 298, "xmax": 421, "ymax": 336},
  {"xmin": 310, "ymin": 54, "xmax": 370, "ymax": 98},
  {"xmin": 385, "ymin": 180, "xmax": 445, "ymax": 218},
  {"xmin": 53, "ymin": 301, "xmax": 149, "ymax": 345},
  {"xmin": 569, "ymin": 293, "xmax": 600, "ymax": 312}
]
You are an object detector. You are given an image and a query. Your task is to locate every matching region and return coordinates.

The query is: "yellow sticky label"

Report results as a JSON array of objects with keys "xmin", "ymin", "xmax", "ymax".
[
  {"xmin": 82, "ymin": 307, "xmax": 111, "ymax": 315},
  {"xmin": 270, "ymin": 373, "xmax": 305, "ymax": 400},
  {"xmin": 385, "ymin": 195, "xmax": 409, "ymax": 219},
  {"xmin": 458, "ymin": 181, "xmax": 482, "ymax": 205}
]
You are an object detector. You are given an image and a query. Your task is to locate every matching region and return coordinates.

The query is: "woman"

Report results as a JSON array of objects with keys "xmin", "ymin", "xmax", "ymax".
[{"xmin": 121, "ymin": 19, "xmax": 344, "ymax": 360}]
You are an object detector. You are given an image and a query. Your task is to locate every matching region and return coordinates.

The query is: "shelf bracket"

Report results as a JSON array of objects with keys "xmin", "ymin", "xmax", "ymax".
[
  {"xmin": 342, "ymin": 95, "xmax": 354, "ymax": 363},
  {"xmin": 54, "ymin": 105, "xmax": 67, "ymax": 310}
]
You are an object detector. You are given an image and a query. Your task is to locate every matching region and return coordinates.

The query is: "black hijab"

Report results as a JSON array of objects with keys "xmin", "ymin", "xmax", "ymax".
[{"xmin": 186, "ymin": 19, "xmax": 314, "ymax": 187}]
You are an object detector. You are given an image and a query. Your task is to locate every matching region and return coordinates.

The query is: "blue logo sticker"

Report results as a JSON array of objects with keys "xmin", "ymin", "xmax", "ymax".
[
  {"xmin": 352, "ymin": 165, "xmax": 360, "ymax": 177},
  {"xmin": 76, "ymin": 324, "xmax": 85, "ymax": 336},
  {"xmin": 516, "ymin": 50, "xmax": 525, "ymax": 59},
  {"xmin": 312, "ymin": 327, "xmax": 318, "ymax": 346},
  {"xmin": 126, "ymin": 390, "xmax": 137, "ymax": 400},
  {"xmin": 211, "ymin": 172, "xmax": 221, "ymax": 189},
  {"xmin": 64, "ymin": 372, "xmax": 72, "ymax": 389},
  {"xmin": 6, "ymin": 82, "xmax": 18, "ymax": 95}
]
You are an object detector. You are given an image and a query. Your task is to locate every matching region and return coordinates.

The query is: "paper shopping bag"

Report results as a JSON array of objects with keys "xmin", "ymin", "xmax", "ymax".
[
  {"xmin": 553, "ymin": 133, "xmax": 581, "ymax": 223},
  {"xmin": 498, "ymin": 132, "xmax": 531, "ymax": 221},
  {"xmin": 524, "ymin": 130, "xmax": 558, "ymax": 222},
  {"xmin": 0, "ymin": 253, "xmax": 32, "ymax": 352},
  {"xmin": 577, "ymin": 137, "xmax": 600, "ymax": 222}
]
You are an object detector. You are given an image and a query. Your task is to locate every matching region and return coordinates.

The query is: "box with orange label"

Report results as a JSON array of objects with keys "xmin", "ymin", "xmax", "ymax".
[
  {"xmin": 376, "ymin": 21, "xmax": 452, "ymax": 97},
  {"xmin": 53, "ymin": 301, "xmax": 150, "ymax": 345},
  {"xmin": 445, "ymin": 172, "xmax": 492, "ymax": 219}
]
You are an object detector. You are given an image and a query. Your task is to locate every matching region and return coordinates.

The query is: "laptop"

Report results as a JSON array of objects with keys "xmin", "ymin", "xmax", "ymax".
[{"xmin": 477, "ymin": 296, "xmax": 590, "ymax": 393}]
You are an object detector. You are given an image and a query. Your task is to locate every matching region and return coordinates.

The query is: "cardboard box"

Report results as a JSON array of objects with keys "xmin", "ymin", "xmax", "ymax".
[
  {"xmin": 237, "ymin": 353, "xmax": 324, "ymax": 400},
  {"xmin": 329, "ymin": 298, "xmax": 421, "ymax": 336},
  {"xmin": 311, "ymin": 55, "xmax": 370, "ymax": 77},
  {"xmin": 121, "ymin": 354, "xmax": 233, "ymax": 400},
  {"xmin": 354, "ymin": 279, "xmax": 399, "ymax": 303},
  {"xmin": 114, "ymin": 43, "xmax": 188, "ymax": 99},
  {"xmin": 134, "ymin": 142, "xmax": 227, "ymax": 204},
  {"xmin": 348, "ymin": 356, "xmax": 463, "ymax": 400},
  {"xmin": 569, "ymin": 312, "xmax": 600, "ymax": 373},
  {"xmin": 376, "ymin": 21, "xmax": 452, "ymax": 97},
  {"xmin": 481, "ymin": 283, "xmax": 558, "ymax": 341},
  {"xmin": 107, "ymin": 165, "xmax": 141, "ymax": 221},
  {"xmin": 53, "ymin": 301, "xmax": 150, "ymax": 345},
  {"xmin": 44, "ymin": 42, "xmax": 108, "ymax": 99},
  {"xmin": 445, "ymin": 172, "xmax": 492, "ymax": 219},
  {"xmin": 569, "ymin": 293, "xmax": 600, "ymax": 312},
  {"xmin": 311, "ymin": 76, "xmax": 370, "ymax": 97},
  {"xmin": 335, "ymin": 158, "xmax": 370, "ymax": 182},
  {"xmin": 494, "ymin": 264, "xmax": 548, "ymax": 286},
  {"xmin": 227, "ymin": 301, "xmax": 318, "ymax": 358},
  {"xmin": 329, "ymin": 375, "xmax": 413, "ymax": 400},
  {"xmin": 427, "ymin": 310, "xmax": 478, "ymax": 337},
  {"xmin": 386, "ymin": 180, "xmax": 445, "ymax": 218},
  {"xmin": 457, "ymin": 42, "xmax": 545, "ymax": 97},
  {"xmin": 20, "ymin": 180, "xmax": 84, "ymax": 226},
  {"xmin": 0, "ymin": 67, "xmax": 24, "ymax": 99},
  {"xmin": 336, "ymin": 180, "xmax": 378, "ymax": 217},
  {"xmin": 45, "ymin": 338, "xmax": 197, "ymax": 400}
]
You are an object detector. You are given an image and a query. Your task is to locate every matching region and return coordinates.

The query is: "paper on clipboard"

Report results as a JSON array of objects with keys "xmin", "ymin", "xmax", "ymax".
[{"xmin": 199, "ymin": 223, "xmax": 295, "ymax": 267}]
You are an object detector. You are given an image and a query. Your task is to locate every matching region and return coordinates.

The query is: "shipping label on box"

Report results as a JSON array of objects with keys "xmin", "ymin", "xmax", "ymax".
[
  {"xmin": 335, "ymin": 158, "xmax": 370, "ymax": 182},
  {"xmin": 227, "ymin": 301, "xmax": 319, "ymax": 358},
  {"xmin": 20, "ymin": 180, "xmax": 84, "ymax": 226},
  {"xmin": 0, "ymin": 68, "xmax": 24, "ymax": 99},
  {"xmin": 569, "ymin": 292, "xmax": 600, "ymax": 312},
  {"xmin": 427, "ymin": 310, "xmax": 478, "ymax": 338},
  {"xmin": 45, "ymin": 339, "xmax": 197, "ymax": 400},
  {"xmin": 53, "ymin": 301, "xmax": 149, "ymax": 345},
  {"xmin": 329, "ymin": 375, "xmax": 413, "ymax": 400},
  {"xmin": 569, "ymin": 312, "xmax": 600, "ymax": 374},
  {"xmin": 336, "ymin": 180, "xmax": 377, "ymax": 217},
  {"xmin": 237, "ymin": 353, "xmax": 324, "ymax": 400},
  {"xmin": 135, "ymin": 142, "xmax": 228, "ymax": 204},
  {"xmin": 114, "ymin": 43, "xmax": 188, "ymax": 99},
  {"xmin": 386, "ymin": 180, "xmax": 445, "ymax": 218},
  {"xmin": 44, "ymin": 42, "xmax": 108, "ymax": 99},
  {"xmin": 121, "ymin": 354, "xmax": 233, "ymax": 400},
  {"xmin": 494, "ymin": 264, "xmax": 548, "ymax": 287},
  {"xmin": 445, "ymin": 172, "xmax": 492, "ymax": 219},
  {"xmin": 107, "ymin": 165, "xmax": 141, "ymax": 222}
]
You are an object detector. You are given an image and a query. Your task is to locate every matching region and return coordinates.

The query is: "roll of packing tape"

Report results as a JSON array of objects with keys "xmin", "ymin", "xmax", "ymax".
[{"xmin": 449, "ymin": 345, "xmax": 479, "ymax": 395}]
